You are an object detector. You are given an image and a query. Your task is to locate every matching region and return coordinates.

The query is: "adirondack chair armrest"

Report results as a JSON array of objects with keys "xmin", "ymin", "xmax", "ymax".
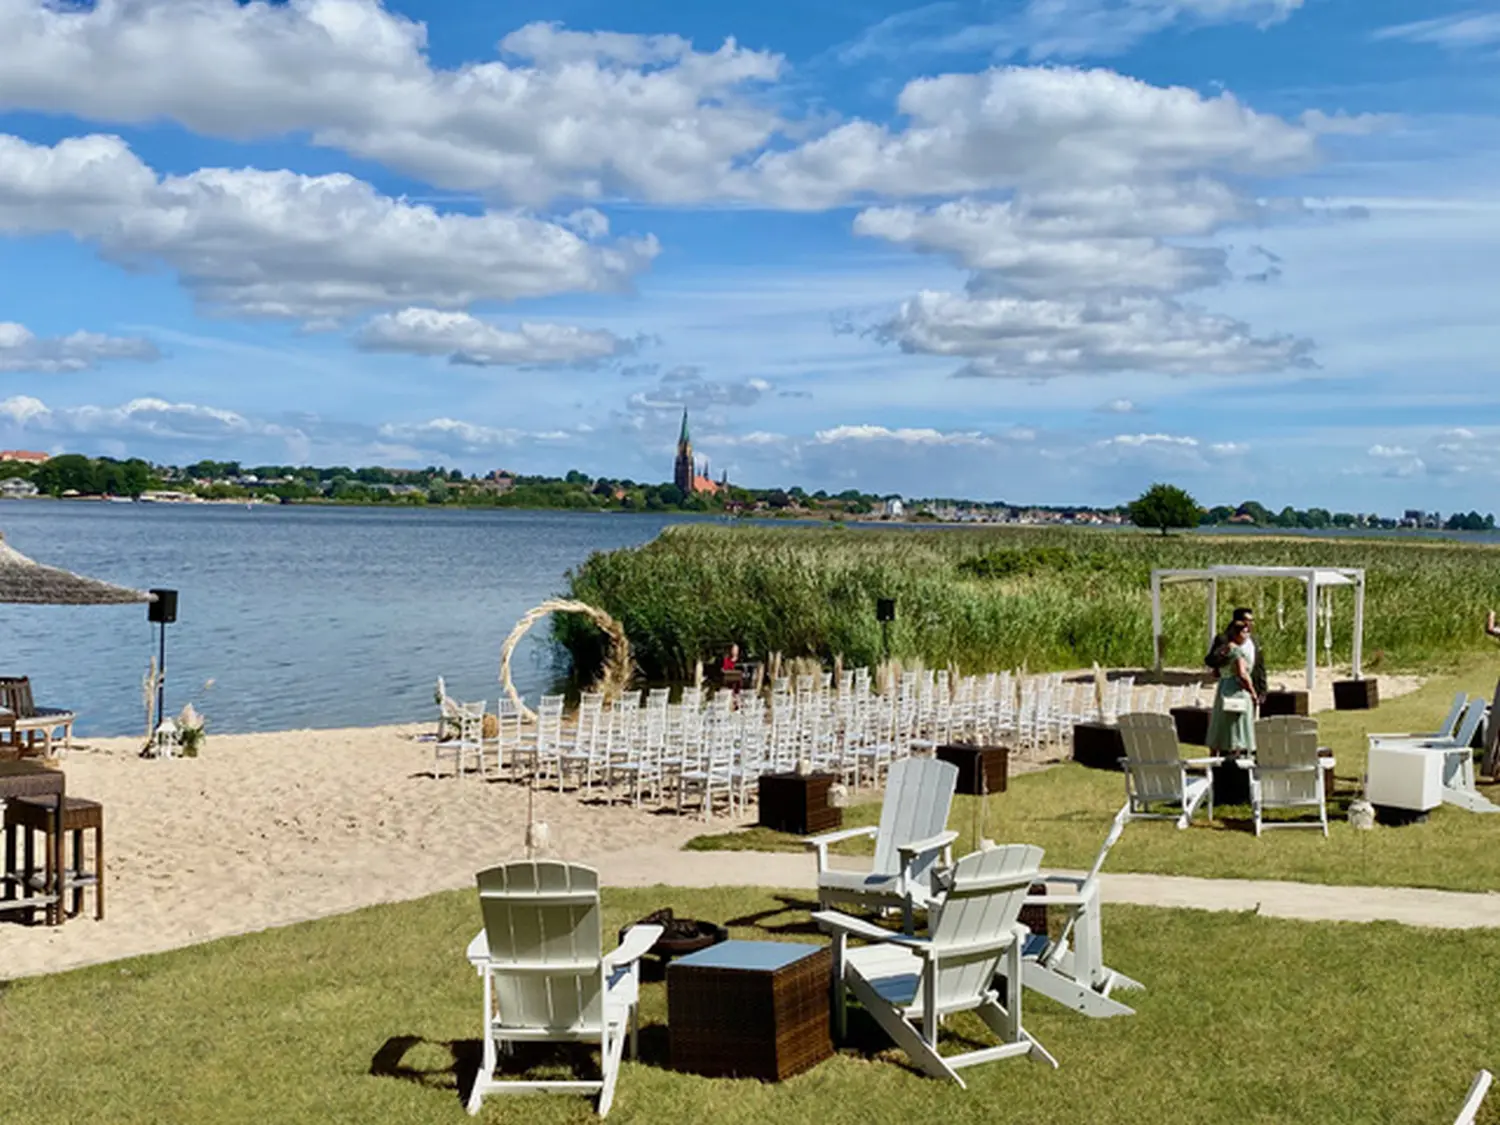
[
  {"xmin": 812, "ymin": 909, "xmax": 928, "ymax": 949},
  {"xmin": 897, "ymin": 830, "xmax": 959, "ymax": 866},
  {"xmin": 1247, "ymin": 764, "xmax": 1321, "ymax": 774},
  {"xmin": 604, "ymin": 924, "xmax": 666, "ymax": 971},
  {"xmin": 1182, "ymin": 756, "xmax": 1225, "ymax": 769},
  {"xmin": 805, "ymin": 825, "xmax": 878, "ymax": 869},
  {"xmin": 466, "ymin": 930, "xmax": 488, "ymax": 971}
]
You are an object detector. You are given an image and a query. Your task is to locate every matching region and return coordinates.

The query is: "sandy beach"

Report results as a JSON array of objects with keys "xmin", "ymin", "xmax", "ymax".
[
  {"xmin": 0, "ymin": 670, "xmax": 1425, "ymax": 980},
  {"xmin": 0, "ymin": 723, "xmax": 719, "ymax": 979}
]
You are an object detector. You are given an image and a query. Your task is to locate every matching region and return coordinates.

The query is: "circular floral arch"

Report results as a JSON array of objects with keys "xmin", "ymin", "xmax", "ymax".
[{"xmin": 498, "ymin": 598, "xmax": 633, "ymax": 721}]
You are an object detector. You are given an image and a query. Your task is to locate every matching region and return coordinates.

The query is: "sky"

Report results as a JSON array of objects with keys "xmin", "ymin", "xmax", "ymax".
[{"xmin": 0, "ymin": 0, "xmax": 1497, "ymax": 512}]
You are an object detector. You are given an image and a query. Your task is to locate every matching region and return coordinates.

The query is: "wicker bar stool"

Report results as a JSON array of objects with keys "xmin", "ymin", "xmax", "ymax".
[{"xmin": 3, "ymin": 795, "xmax": 104, "ymax": 922}]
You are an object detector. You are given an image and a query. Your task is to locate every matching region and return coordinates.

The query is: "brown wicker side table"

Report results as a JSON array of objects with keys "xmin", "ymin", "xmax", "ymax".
[
  {"xmin": 4, "ymin": 795, "xmax": 103, "ymax": 922},
  {"xmin": 667, "ymin": 940, "xmax": 833, "ymax": 1081},
  {"xmin": 936, "ymin": 744, "xmax": 1009, "ymax": 795},
  {"xmin": 757, "ymin": 773, "xmax": 841, "ymax": 835}
]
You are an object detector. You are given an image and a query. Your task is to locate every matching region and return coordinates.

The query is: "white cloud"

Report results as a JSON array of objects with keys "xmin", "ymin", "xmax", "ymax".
[
  {"xmin": 0, "ymin": 133, "xmax": 657, "ymax": 321},
  {"xmin": 0, "ymin": 3, "xmax": 783, "ymax": 206},
  {"xmin": 0, "ymin": 394, "xmax": 303, "ymax": 442},
  {"xmin": 875, "ymin": 290, "xmax": 1313, "ymax": 378},
  {"xmin": 1368, "ymin": 444, "xmax": 1415, "ymax": 458},
  {"xmin": 739, "ymin": 67, "xmax": 1314, "ymax": 209},
  {"xmin": 814, "ymin": 424, "xmax": 993, "ymax": 446},
  {"xmin": 377, "ymin": 418, "xmax": 527, "ymax": 448},
  {"xmin": 701, "ymin": 430, "xmax": 787, "ymax": 447},
  {"xmin": 840, "ymin": 0, "xmax": 1302, "ymax": 63},
  {"xmin": 1372, "ymin": 12, "xmax": 1500, "ymax": 50},
  {"xmin": 0, "ymin": 322, "xmax": 158, "ymax": 372},
  {"xmin": 1097, "ymin": 398, "xmax": 1140, "ymax": 414},
  {"xmin": 1100, "ymin": 433, "xmax": 1199, "ymax": 447},
  {"xmin": 999, "ymin": 0, "xmax": 1303, "ymax": 61},
  {"xmin": 355, "ymin": 309, "xmax": 634, "ymax": 366},
  {"xmin": 855, "ymin": 196, "xmax": 1231, "ymax": 295},
  {"xmin": 626, "ymin": 372, "xmax": 771, "ymax": 413}
]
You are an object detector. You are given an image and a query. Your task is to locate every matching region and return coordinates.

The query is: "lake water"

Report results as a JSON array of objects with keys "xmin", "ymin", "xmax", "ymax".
[{"xmin": 0, "ymin": 502, "xmax": 703, "ymax": 737}]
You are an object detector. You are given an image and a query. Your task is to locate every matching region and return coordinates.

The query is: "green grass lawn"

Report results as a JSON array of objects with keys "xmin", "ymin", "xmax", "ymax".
[
  {"xmin": 689, "ymin": 660, "xmax": 1500, "ymax": 893},
  {"xmin": 1, "ymin": 884, "xmax": 1496, "ymax": 1124}
]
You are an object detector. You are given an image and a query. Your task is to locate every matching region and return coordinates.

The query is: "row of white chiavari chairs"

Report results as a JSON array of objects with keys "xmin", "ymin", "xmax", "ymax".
[{"xmin": 437, "ymin": 667, "xmax": 1208, "ymax": 816}]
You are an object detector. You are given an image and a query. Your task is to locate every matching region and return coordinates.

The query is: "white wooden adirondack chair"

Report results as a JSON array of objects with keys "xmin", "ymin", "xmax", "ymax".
[
  {"xmin": 465, "ymin": 861, "xmax": 663, "ymax": 1118},
  {"xmin": 1372, "ymin": 699, "xmax": 1499, "ymax": 814},
  {"xmin": 1240, "ymin": 716, "xmax": 1331, "ymax": 836},
  {"xmin": 1369, "ymin": 691, "xmax": 1466, "ymax": 743},
  {"xmin": 807, "ymin": 756, "xmax": 959, "ymax": 933},
  {"xmin": 1020, "ymin": 803, "xmax": 1143, "ymax": 1018},
  {"xmin": 1117, "ymin": 713, "xmax": 1216, "ymax": 829},
  {"xmin": 1454, "ymin": 1069, "xmax": 1493, "ymax": 1125},
  {"xmin": 813, "ymin": 844, "xmax": 1057, "ymax": 1087}
]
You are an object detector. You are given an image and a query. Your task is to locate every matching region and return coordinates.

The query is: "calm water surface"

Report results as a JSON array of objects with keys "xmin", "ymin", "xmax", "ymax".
[{"xmin": 0, "ymin": 502, "xmax": 704, "ymax": 737}]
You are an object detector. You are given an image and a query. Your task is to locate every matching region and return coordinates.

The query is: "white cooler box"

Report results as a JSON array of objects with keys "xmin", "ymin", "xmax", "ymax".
[{"xmin": 1366, "ymin": 744, "xmax": 1444, "ymax": 811}]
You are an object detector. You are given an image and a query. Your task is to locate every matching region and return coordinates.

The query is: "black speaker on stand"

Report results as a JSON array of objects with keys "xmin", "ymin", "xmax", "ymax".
[{"xmin": 148, "ymin": 589, "xmax": 178, "ymax": 731}]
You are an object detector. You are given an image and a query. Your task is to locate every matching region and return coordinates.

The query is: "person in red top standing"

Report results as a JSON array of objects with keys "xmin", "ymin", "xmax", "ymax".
[{"xmin": 721, "ymin": 643, "xmax": 740, "ymax": 674}]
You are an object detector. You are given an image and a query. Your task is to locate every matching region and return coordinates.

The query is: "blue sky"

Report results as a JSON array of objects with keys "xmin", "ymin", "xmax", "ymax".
[{"xmin": 0, "ymin": 0, "xmax": 1497, "ymax": 511}]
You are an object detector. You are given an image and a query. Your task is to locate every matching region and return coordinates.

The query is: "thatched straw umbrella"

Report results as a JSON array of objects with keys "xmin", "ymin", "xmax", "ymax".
[{"xmin": 0, "ymin": 533, "xmax": 152, "ymax": 606}]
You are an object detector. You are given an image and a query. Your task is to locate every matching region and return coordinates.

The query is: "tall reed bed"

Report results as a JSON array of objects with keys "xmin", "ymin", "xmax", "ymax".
[{"xmin": 556, "ymin": 525, "xmax": 1500, "ymax": 682}]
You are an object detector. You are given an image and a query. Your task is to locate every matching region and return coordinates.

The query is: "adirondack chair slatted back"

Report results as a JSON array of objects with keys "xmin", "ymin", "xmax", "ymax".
[
  {"xmin": 870, "ymin": 757, "xmax": 959, "ymax": 880},
  {"xmin": 1253, "ymin": 716, "xmax": 1320, "ymax": 806},
  {"xmin": 476, "ymin": 861, "xmax": 605, "ymax": 1034},
  {"xmin": 928, "ymin": 844, "xmax": 1043, "ymax": 1012},
  {"xmin": 1453, "ymin": 698, "xmax": 1486, "ymax": 749},
  {"xmin": 1118, "ymin": 713, "xmax": 1183, "ymax": 808},
  {"xmin": 1437, "ymin": 691, "xmax": 1469, "ymax": 741}
]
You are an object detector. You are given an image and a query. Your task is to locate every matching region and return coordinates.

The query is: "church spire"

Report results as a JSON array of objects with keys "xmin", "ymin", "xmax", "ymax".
[{"xmin": 679, "ymin": 409, "xmax": 690, "ymax": 446}]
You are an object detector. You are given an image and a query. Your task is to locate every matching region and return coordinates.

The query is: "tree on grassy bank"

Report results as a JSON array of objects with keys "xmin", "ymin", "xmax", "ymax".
[{"xmin": 1128, "ymin": 483, "xmax": 1200, "ymax": 536}]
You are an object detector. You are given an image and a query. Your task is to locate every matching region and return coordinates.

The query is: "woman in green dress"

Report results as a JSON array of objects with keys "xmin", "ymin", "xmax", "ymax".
[{"xmin": 1206, "ymin": 619, "xmax": 1257, "ymax": 758}]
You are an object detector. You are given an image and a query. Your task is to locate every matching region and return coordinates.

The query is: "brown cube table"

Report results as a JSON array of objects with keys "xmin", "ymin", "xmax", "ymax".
[
  {"xmin": 1072, "ymin": 722, "xmax": 1125, "ymax": 771},
  {"xmin": 1171, "ymin": 706, "xmax": 1212, "ymax": 747},
  {"xmin": 1261, "ymin": 690, "xmax": 1310, "ymax": 717},
  {"xmin": 936, "ymin": 744, "xmax": 1009, "ymax": 795},
  {"xmin": 1333, "ymin": 679, "xmax": 1379, "ymax": 710},
  {"xmin": 668, "ymin": 940, "xmax": 833, "ymax": 1081},
  {"xmin": 758, "ymin": 773, "xmax": 841, "ymax": 835}
]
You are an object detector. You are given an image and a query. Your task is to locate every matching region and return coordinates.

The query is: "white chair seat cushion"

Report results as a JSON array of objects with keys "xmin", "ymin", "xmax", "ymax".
[
  {"xmin": 819, "ymin": 870, "xmax": 901, "ymax": 896},
  {"xmin": 846, "ymin": 943, "xmax": 924, "ymax": 1012}
]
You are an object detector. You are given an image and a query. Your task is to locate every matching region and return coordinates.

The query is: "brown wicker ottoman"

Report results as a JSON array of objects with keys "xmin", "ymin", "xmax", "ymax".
[{"xmin": 667, "ymin": 940, "xmax": 833, "ymax": 1081}]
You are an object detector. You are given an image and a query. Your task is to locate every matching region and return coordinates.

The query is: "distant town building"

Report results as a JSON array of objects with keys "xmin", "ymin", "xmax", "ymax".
[
  {"xmin": 881, "ymin": 497, "xmax": 905, "ymax": 518},
  {"xmin": 0, "ymin": 450, "xmax": 48, "ymax": 464},
  {"xmin": 673, "ymin": 411, "xmax": 726, "ymax": 496},
  {"xmin": 0, "ymin": 477, "xmax": 37, "ymax": 498}
]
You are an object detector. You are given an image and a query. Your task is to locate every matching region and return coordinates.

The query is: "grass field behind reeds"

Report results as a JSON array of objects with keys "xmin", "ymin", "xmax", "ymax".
[{"xmin": 559, "ymin": 524, "xmax": 1500, "ymax": 682}]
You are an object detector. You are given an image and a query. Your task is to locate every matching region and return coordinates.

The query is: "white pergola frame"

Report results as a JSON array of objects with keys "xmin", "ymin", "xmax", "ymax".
[{"xmin": 1150, "ymin": 565, "xmax": 1366, "ymax": 691}]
